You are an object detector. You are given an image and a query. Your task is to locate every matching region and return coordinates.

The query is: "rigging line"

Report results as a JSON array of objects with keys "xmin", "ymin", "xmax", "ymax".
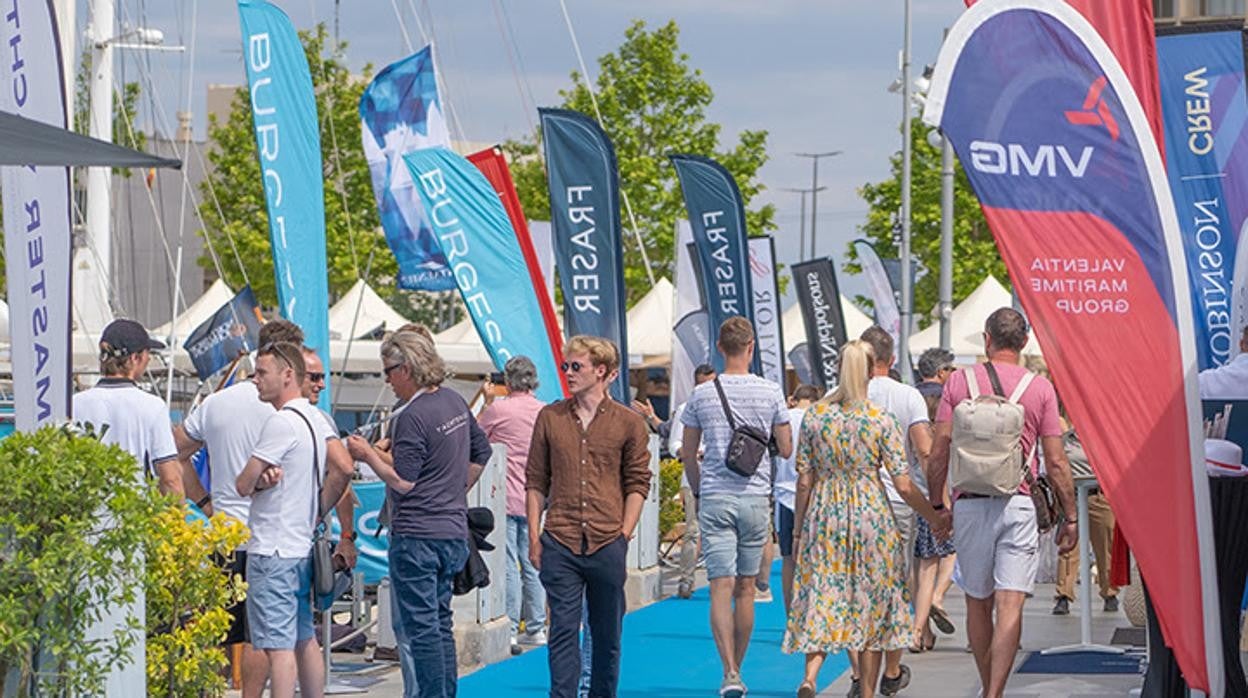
[
  {"xmin": 498, "ymin": 0, "xmax": 539, "ymax": 120},
  {"xmin": 411, "ymin": 0, "xmax": 467, "ymax": 145},
  {"xmin": 389, "ymin": 0, "xmax": 415, "ymax": 52},
  {"xmin": 491, "ymin": 0, "xmax": 535, "ymax": 133},
  {"xmin": 331, "ymin": 247, "xmax": 376, "ymax": 413},
  {"xmin": 167, "ymin": 0, "xmax": 202, "ymax": 407},
  {"xmin": 557, "ymin": 0, "xmax": 656, "ymax": 286}
]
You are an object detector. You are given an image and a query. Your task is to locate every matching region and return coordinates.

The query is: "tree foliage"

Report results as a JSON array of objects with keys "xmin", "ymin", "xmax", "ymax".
[
  {"xmin": 853, "ymin": 119, "xmax": 1006, "ymax": 324},
  {"xmin": 198, "ymin": 25, "xmax": 444, "ymax": 324},
  {"xmin": 505, "ymin": 20, "xmax": 775, "ymax": 304}
]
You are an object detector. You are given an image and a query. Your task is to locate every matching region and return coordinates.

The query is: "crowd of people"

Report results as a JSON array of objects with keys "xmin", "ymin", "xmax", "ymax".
[{"xmin": 79, "ymin": 303, "xmax": 1199, "ymax": 698}]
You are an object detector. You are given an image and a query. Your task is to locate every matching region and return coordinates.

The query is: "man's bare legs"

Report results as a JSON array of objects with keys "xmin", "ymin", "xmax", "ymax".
[
  {"xmin": 239, "ymin": 645, "xmax": 270, "ymax": 698},
  {"xmin": 708, "ymin": 576, "xmax": 758, "ymax": 676},
  {"xmin": 965, "ymin": 590, "xmax": 1027, "ymax": 698},
  {"xmin": 264, "ymin": 649, "xmax": 297, "ymax": 698},
  {"xmin": 295, "ymin": 638, "xmax": 325, "ymax": 698}
]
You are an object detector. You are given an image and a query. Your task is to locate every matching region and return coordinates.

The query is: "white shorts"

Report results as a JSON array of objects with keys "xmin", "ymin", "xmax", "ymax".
[{"xmin": 953, "ymin": 496, "xmax": 1039, "ymax": 599}]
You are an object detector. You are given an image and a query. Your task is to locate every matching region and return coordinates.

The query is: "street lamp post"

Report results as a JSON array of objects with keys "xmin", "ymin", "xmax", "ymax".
[
  {"xmin": 795, "ymin": 151, "xmax": 841, "ymax": 260},
  {"xmin": 780, "ymin": 186, "xmax": 827, "ymax": 263},
  {"xmin": 899, "ymin": 0, "xmax": 914, "ymax": 382}
]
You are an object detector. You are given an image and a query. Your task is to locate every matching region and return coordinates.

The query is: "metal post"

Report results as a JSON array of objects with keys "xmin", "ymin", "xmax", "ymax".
[
  {"xmin": 939, "ymin": 132, "xmax": 954, "ymax": 351},
  {"xmin": 795, "ymin": 153, "xmax": 841, "ymax": 261},
  {"xmin": 798, "ymin": 192, "xmax": 807, "ymax": 262},
  {"xmin": 899, "ymin": 0, "xmax": 914, "ymax": 383}
]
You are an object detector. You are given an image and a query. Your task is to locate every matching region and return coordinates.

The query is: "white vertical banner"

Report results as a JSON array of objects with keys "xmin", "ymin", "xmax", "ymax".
[
  {"xmin": 528, "ymin": 220, "xmax": 556, "ymax": 310},
  {"xmin": 1, "ymin": 0, "xmax": 72, "ymax": 431},
  {"xmin": 671, "ymin": 219, "xmax": 701, "ymax": 409},
  {"xmin": 748, "ymin": 236, "xmax": 785, "ymax": 389}
]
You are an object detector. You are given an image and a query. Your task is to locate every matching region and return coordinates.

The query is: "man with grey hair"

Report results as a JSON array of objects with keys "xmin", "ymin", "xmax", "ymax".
[{"xmin": 478, "ymin": 356, "xmax": 549, "ymax": 653}]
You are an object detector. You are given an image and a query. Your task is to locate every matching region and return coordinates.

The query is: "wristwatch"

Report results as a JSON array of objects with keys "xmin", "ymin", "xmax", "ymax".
[{"xmin": 344, "ymin": 531, "xmax": 358, "ymax": 542}]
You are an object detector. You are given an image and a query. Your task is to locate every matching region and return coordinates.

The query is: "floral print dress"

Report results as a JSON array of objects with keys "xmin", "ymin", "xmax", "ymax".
[{"xmin": 783, "ymin": 400, "xmax": 916, "ymax": 654}]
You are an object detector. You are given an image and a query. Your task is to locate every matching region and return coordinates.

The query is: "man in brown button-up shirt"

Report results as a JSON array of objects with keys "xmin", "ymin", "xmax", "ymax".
[{"xmin": 526, "ymin": 335, "xmax": 651, "ymax": 698}]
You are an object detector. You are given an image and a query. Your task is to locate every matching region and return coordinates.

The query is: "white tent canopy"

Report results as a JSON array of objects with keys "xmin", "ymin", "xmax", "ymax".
[
  {"xmin": 781, "ymin": 295, "xmax": 874, "ymax": 354},
  {"xmin": 328, "ymin": 280, "xmax": 413, "ymax": 340},
  {"xmin": 908, "ymin": 275, "xmax": 1043, "ymax": 359},
  {"xmin": 151, "ymin": 278, "xmax": 234, "ymax": 342},
  {"xmin": 626, "ymin": 277, "xmax": 674, "ymax": 357}
]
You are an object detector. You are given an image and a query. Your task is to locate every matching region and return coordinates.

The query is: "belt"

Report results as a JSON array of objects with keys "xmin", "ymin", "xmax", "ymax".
[{"xmin": 958, "ymin": 492, "xmax": 1024, "ymax": 500}]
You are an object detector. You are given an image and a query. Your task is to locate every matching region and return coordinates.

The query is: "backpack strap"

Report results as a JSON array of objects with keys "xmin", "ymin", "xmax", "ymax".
[
  {"xmin": 1007, "ymin": 371, "xmax": 1036, "ymax": 404},
  {"xmin": 964, "ymin": 367, "xmax": 983, "ymax": 399}
]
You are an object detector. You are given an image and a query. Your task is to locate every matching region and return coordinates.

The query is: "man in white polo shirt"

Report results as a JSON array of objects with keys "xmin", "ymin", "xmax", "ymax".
[
  {"xmin": 1199, "ymin": 325, "xmax": 1248, "ymax": 399},
  {"xmin": 73, "ymin": 318, "xmax": 184, "ymax": 697},
  {"xmin": 235, "ymin": 342, "xmax": 355, "ymax": 698}
]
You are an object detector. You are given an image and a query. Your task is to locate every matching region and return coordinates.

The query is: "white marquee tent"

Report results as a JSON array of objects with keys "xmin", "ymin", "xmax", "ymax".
[
  {"xmin": 781, "ymin": 295, "xmax": 875, "ymax": 355},
  {"xmin": 151, "ymin": 278, "xmax": 235, "ymax": 343},
  {"xmin": 908, "ymin": 275, "xmax": 1043, "ymax": 359},
  {"xmin": 329, "ymin": 280, "xmax": 414, "ymax": 340}
]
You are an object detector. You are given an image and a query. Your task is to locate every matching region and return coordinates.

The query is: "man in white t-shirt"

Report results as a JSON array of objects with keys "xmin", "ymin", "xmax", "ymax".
[
  {"xmin": 73, "ymin": 318, "xmax": 183, "ymax": 698},
  {"xmin": 681, "ymin": 317, "xmax": 792, "ymax": 698},
  {"xmin": 1199, "ymin": 325, "xmax": 1248, "ymax": 399},
  {"xmin": 771, "ymin": 384, "xmax": 821, "ymax": 614},
  {"xmin": 858, "ymin": 326, "xmax": 931, "ymax": 692},
  {"xmin": 235, "ymin": 342, "xmax": 356, "ymax": 698}
]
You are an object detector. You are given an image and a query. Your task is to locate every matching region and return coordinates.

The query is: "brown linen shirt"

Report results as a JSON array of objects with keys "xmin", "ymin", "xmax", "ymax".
[{"xmin": 525, "ymin": 397, "xmax": 652, "ymax": 555}]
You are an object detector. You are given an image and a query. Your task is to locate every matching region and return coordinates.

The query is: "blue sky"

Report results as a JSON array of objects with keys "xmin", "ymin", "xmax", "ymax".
[{"xmin": 91, "ymin": 0, "xmax": 964, "ymax": 302}]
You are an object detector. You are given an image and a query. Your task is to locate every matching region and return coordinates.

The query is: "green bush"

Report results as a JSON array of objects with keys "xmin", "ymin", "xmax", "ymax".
[
  {"xmin": 0, "ymin": 424, "xmax": 165, "ymax": 697},
  {"xmin": 659, "ymin": 458, "xmax": 686, "ymax": 540}
]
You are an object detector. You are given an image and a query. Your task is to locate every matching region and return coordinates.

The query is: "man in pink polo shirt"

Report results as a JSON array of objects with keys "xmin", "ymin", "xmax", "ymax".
[
  {"xmin": 478, "ymin": 356, "xmax": 549, "ymax": 653},
  {"xmin": 927, "ymin": 308, "xmax": 1078, "ymax": 698}
]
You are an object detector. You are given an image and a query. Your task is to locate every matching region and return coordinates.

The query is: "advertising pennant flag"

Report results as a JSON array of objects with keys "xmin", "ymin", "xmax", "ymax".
[
  {"xmin": 748, "ymin": 237, "xmax": 786, "ymax": 388},
  {"xmin": 792, "ymin": 258, "xmax": 847, "ymax": 391},
  {"xmin": 1156, "ymin": 27, "xmax": 1248, "ymax": 369},
  {"xmin": 182, "ymin": 286, "xmax": 263, "ymax": 381},
  {"xmin": 671, "ymin": 220, "xmax": 703, "ymax": 409},
  {"xmin": 925, "ymin": 1, "xmax": 1220, "ymax": 690},
  {"xmin": 673, "ymin": 309, "xmax": 712, "ymax": 373},
  {"xmin": 538, "ymin": 108, "xmax": 629, "ymax": 401},
  {"xmin": 404, "ymin": 147, "xmax": 566, "ymax": 404},
  {"xmin": 1, "ymin": 0, "xmax": 71, "ymax": 430},
  {"xmin": 238, "ymin": 0, "xmax": 331, "ymax": 402},
  {"xmin": 360, "ymin": 46, "xmax": 456, "ymax": 291},
  {"xmin": 853, "ymin": 239, "xmax": 902, "ymax": 345},
  {"xmin": 788, "ymin": 343, "xmax": 815, "ymax": 387},
  {"xmin": 467, "ymin": 146, "xmax": 568, "ymax": 399},
  {"xmin": 671, "ymin": 154, "xmax": 758, "ymax": 375}
]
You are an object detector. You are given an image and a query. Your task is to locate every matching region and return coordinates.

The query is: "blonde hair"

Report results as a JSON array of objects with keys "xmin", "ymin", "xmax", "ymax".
[
  {"xmin": 564, "ymin": 335, "xmax": 620, "ymax": 375},
  {"xmin": 381, "ymin": 330, "xmax": 447, "ymax": 388},
  {"xmin": 823, "ymin": 339, "xmax": 873, "ymax": 406}
]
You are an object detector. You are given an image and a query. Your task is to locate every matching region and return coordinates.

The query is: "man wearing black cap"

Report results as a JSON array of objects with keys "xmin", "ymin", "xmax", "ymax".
[{"xmin": 73, "ymin": 318, "xmax": 182, "ymax": 697}]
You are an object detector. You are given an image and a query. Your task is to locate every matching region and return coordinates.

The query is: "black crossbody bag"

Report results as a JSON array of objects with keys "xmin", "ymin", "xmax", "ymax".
[{"xmin": 712, "ymin": 377, "xmax": 770, "ymax": 478}]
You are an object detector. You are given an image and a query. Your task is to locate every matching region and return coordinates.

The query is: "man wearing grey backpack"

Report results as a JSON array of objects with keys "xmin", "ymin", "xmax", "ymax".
[{"xmin": 927, "ymin": 308, "xmax": 1078, "ymax": 698}]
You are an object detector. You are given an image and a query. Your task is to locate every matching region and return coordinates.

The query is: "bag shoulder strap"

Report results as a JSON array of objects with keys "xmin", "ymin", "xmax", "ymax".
[
  {"xmin": 1008, "ymin": 371, "xmax": 1037, "ymax": 404},
  {"xmin": 284, "ymin": 406, "xmax": 328, "ymax": 526},
  {"xmin": 964, "ymin": 366, "xmax": 982, "ymax": 399},
  {"xmin": 983, "ymin": 361, "xmax": 1006, "ymax": 397},
  {"xmin": 712, "ymin": 376, "xmax": 739, "ymax": 431}
]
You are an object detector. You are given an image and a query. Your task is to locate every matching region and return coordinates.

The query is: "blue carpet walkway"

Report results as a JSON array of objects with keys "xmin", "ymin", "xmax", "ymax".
[{"xmin": 459, "ymin": 564, "xmax": 849, "ymax": 697}]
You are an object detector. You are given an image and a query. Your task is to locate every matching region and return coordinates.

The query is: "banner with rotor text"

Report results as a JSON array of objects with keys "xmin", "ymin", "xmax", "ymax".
[
  {"xmin": 1156, "ymin": 27, "xmax": 1248, "ymax": 370},
  {"xmin": 538, "ymin": 108, "xmax": 629, "ymax": 401},
  {"xmin": 748, "ymin": 237, "xmax": 785, "ymax": 388},
  {"xmin": 671, "ymin": 154, "xmax": 759, "ymax": 375},
  {"xmin": 0, "ymin": 0, "xmax": 71, "ymax": 432},
  {"xmin": 926, "ymin": 1, "xmax": 1219, "ymax": 690},
  {"xmin": 467, "ymin": 146, "xmax": 568, "ymax": 399},
  {"xmin": 853, "ymin": 238, "xmax": 902, "ymax": 347},
  {"xmin": 238, "ymin": 0, "xmax": 331, "ymax": 403},
  {"xmin": 404, "ymin": 147, "xmax": 566, "ymax": 404},
  {"xmin": 791, "ymin": 258, "xmax": 847, "ymax": 391},
  {"xmin": 183, "ymin": 286, "xmax": 264, "ymax": 381},
  {"xmin": 360, "ymin": 46, "xmax": 456, "ymax": 291}
]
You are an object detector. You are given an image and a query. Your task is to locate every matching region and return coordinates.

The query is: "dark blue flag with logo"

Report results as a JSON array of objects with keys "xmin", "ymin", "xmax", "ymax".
[
  {"xmin": 539, "ymin": 107, "xmax": 629, "ymax": 401},
  {"xmin": 182, "ymin": 285, "xmax": 263, "ymax": 381},
  {"xmin": 673, "ymin": 309, "xmax": 711, "ymax": 369},
  {"xmin": 670, "ymin": 154, "xmax": 758, "ymax": 375}
]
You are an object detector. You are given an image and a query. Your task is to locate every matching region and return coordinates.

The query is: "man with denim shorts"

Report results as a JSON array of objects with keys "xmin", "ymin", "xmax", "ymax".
[
  {"xmin": 927, "ymin": 308, "xmax": 1078, "ymax": 698},
  {"xmin": 236, "ymin": 342, "xmax": 355, "ymax": 698},
  {"xmin": 681, "ymin": 316, "xmax": 792, "ymax": 698}
]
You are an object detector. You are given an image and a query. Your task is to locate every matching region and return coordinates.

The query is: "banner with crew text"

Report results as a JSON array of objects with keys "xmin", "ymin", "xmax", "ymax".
[
  {"xmin": 182, "ymin": 285, "xmax": 263, "ymax": 381},
  {"xmin": 853, "ymin": 238, "xmax": 902, "ymax": 346},
  {"xmin": 748, "ymin": 237, "xmax": 785, "ymax": 388},
  {"xmin": 360, "ymin": 46, "xmax": 456, "ymax": 291},
  {"xmin": 1156, "ymin": 28, "xmax": 1248, "ymax": 369},
  {"xmin": 926, "ymin": 1, "xmax": 1219, "ymax": 690},
  {"xmin": 404, "ymin": 147, "xmax": 566, "ymax": 404},
  {"xmin": 1, "ymin": 0, "xmax": 71, "ymax": 431},
  {"xmin": 671, "ymin": 154, "xmax": 758, "ymax": 375},
  {"xmin": 792, "ymin": 258, "xmax": 846, "ymax": 391},
  {"xmin": 538, "ymin": 108, "xmax": 628, "ymax": 401},
  {"xmin": 467, "ymin": 146, "xmax": 568, "ymax": 399},
  {"xmin": 238, "ymin": 0, "xmax": 331, "ymax": 402}
]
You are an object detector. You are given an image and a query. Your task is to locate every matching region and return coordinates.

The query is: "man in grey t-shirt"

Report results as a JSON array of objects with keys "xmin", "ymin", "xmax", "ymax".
[{"xmin": 681, "ymin": 316, "xmax": 792, "ymax": 698}]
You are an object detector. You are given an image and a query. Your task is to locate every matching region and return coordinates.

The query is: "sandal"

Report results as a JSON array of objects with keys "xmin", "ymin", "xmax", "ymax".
[
  {"xmin": 930, "ymin": 605, "xmax": 956, "ymax": 635},
  {"xmin": 798, "ymin": 682, "xmax": 817, "ymax": 698}
]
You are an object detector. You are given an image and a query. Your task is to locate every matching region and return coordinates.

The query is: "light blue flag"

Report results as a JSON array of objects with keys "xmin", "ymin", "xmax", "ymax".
[
  {"xmin": 237, "ymin": 0, "xmax": 331, "ymax": 401},
  {"xmin": 403, "ymin": 147, "xmax": 565, "ymax": 404}
]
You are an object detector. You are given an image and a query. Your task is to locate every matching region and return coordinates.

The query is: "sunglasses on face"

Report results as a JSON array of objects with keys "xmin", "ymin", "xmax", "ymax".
[
  {"xmin": 307, "ymin": 372, "xmax": 325, "ymax": 383},
  {"xmin": 259, "ymin": 342, "xmax": 298, "ymax": 372},
  {"xmin": 561, "ymin": 361, "xmax": 586, "ymax": 373},
  {"xmin": 383, "ymin": 363, "xmax": 403, "ymax": 376}
]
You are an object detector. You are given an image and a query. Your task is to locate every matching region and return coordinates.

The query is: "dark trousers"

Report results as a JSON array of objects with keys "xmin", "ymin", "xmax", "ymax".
[
  {"xmin": 539, "ymin": 532, "xmax": 627, "ymax": 698},
  {"xmin": 390, "ymin": 536, "xmax": 469, "ymax": 698}
]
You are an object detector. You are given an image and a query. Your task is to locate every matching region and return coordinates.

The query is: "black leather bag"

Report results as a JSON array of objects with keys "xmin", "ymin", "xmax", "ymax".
[
  {"xmin": 453, "ymin": 507, "xmax": 495, "ymax": 596},
  {"xmin": 712, "ymin": 377, "xmax": 769, "ymax": 479}
]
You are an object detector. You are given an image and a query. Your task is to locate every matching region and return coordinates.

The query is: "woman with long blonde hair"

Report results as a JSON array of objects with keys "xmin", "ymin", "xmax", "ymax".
[{"xmin": 783, "ymin": 340, "xmax": 949, "ymax": 698}]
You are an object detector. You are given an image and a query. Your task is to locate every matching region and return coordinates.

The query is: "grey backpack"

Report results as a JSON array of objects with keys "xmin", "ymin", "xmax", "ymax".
[{"xmin": 948, "ymin": 364, "xmax": 1035, "ymax": 496}]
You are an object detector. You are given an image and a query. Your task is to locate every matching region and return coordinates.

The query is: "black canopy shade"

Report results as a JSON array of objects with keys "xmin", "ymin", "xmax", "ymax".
[{"xmin": 0, "ymin": 110, "xmax": 181, "ymax": 169}]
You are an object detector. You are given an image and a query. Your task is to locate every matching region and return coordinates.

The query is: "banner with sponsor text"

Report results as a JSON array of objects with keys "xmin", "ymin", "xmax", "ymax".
[
  {"xmin": 926, "ymin": 1, "xmax": 1219, "ymax": 689},
  {"xmin": 748, "ymin": 237, "xmax": 785, "ymax": 388},
  {"xmin": 182, "ymin": 285, "xmax": 263, "ymax": 381},
  {"xmin": 791, "ymin": 258, "xmax": 847, "ymax": 391}
]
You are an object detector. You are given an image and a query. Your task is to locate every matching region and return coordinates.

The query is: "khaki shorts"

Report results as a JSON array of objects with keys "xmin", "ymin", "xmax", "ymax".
[{"xmin": 953, "ymin": 496, "xmax": 1039, "ymax": 599}]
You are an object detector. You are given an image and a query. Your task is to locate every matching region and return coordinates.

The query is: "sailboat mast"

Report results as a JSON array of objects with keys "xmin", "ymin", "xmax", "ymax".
[{"xmin": 82, "ymin": 0, "xmax": 115, "ymax": 334}]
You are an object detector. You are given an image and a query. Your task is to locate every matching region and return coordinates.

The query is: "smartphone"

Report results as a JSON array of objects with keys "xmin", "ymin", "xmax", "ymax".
[{"xmin": 489, "ymin": 372, "xmax": 505, "ymax": 384}]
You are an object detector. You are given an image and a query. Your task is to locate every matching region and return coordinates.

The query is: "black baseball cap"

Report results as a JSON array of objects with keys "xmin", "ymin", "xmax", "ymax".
[{"xmin": 100, "ymin": 318, "xmax": 165, "ymax": 358}]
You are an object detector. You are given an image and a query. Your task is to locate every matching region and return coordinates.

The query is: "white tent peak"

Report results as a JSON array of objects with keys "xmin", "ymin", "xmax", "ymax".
[
  {"xmin": 152, "ymin": 278, "xmax": 235, "ymax": 341},
  {"xmin": 782, "ymin": 295, "xmax": 874, "ymax": 354},
  {"xmin": 908, "ymin": 275, "xmax": 1042, "ymax": 358},
  {"xmin": 328, "ymin": 280, "xmax": 413, "ymax": 340},
  {"xmin": 626, "ymin": 277, "xmax": 674, "ymax": 357}
]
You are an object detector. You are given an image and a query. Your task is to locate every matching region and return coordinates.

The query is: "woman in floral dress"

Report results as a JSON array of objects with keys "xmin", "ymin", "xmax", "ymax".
[{"xmin": 783, "ymin": 340, "xmax": 950, "ymax": 698}]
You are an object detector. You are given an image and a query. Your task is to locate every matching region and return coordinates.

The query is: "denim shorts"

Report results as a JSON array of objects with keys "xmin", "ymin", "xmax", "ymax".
[
  {"xmin": 698, "ymin": 494, "xmax": 770, "ymax": 580},
  {"xmin": 245, "ymin": 554, "xmax": 315, "ymax": 650}
]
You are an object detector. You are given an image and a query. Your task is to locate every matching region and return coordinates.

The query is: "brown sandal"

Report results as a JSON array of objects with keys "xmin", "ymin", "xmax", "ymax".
[{"xmin": 797, "ymin": 682, "xmax": 817, "ymax": 698}]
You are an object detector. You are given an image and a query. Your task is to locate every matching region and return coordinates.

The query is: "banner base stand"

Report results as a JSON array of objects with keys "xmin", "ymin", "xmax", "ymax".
[{"xmin": 1040, "ymin": 643, "xmax": 1125, "ymax": 656}]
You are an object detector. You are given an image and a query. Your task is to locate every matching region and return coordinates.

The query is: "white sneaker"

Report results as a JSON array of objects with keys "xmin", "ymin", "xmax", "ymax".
[
  {"xmin": 510, "ymin": 635, "xmax": 521, "ymax": 656},
  {"xmin": 755, "ymin": 587, "xmax": 773, "ymax": 603},
  {"xmin": 720, "ymin": 672, "xmax": 747, "ymax": 698},
  {"xmin": 520, "ymin": 630, "xmax": 548, "ymax": 646}
]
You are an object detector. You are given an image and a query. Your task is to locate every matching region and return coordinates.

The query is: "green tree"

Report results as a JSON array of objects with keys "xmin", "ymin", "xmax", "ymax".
[
  {"xmin": 852, "ymin": 119, "xmax": 1006, "ymax": 325},
  {"xmin": 198, "ymin": 24, "xmax": 444, "ymax": 324},
  {"xmin": 505, "ymin": 20, "xmax": 775, "ymax": 304}
]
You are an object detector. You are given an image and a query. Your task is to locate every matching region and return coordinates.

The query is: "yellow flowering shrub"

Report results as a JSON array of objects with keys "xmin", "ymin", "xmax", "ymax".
[{"xmin": 145, "ymin": 509, "xmax": 249, "ymax": 697}]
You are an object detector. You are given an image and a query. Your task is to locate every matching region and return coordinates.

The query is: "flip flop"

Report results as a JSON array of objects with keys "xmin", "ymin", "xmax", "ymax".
[{"xmin": 930, "ymin": 605, "xmax": 956, "ymax": 635}]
